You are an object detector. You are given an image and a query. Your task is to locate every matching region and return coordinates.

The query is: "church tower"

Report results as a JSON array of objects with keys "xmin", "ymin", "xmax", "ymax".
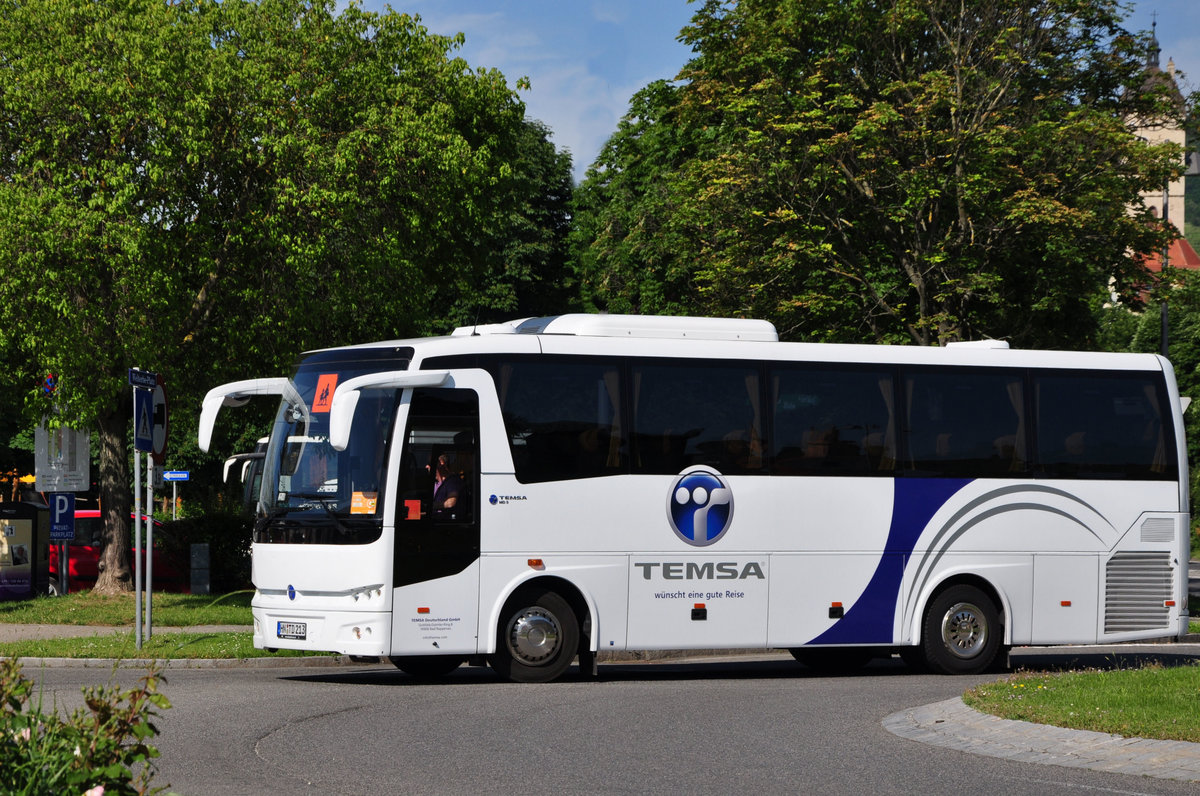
[{"xmin": 1133, "ymin": 21, "xmax": 1199, "ymax": 274}]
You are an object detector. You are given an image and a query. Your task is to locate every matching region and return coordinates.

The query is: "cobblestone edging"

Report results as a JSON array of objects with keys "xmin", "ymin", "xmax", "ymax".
[{"xmin": 883, "ymin": 697, "xmax": 1200, "ymax": 783}]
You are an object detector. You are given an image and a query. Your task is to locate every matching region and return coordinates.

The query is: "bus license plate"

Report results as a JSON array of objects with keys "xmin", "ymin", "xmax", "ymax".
[{"xmin": 277, "ymin": 621, "xmax": 306, "ymax": 640}]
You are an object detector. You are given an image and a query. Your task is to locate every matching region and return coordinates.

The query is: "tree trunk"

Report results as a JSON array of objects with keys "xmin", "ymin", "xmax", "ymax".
[{"xmin": 92, "ymin": 400, "xmax": 133, "ymax": 594}]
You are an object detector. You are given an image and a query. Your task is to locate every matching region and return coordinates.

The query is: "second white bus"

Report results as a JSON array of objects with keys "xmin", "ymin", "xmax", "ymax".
[{"xmin": 198, "ymin": 314, "xmax": 1191, "ymax": 681}]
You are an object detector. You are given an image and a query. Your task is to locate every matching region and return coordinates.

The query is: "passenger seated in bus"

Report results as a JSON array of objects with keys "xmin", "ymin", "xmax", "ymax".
[
  {"xmin": 432, "ymin": 454, "xmax": 463, "ymax": 519},
  {"xmin": 721, "ymin": 429, "xmax": 755, "ymax": 471}
]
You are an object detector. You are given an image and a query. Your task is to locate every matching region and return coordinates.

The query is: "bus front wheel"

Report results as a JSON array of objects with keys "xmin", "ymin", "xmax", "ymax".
[
  {"xmin": 491, "ymin": 588, "xmax": 579, "ymax": 683},
  {"xmin": 921, "ymin": 584, "xmax": 1002, "ymax": 675}
]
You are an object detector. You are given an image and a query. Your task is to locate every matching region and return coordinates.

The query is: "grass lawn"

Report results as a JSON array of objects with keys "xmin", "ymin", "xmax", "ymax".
[
  {"xmin": 966, "ymin": 663, "xmax": 1200, "ymax": 743},
  {"xmin": 0, "ymin": 590, "xmax": 253, "ymax": 626},
  {"xmin": 0, "ymin": 591, "xmax": 337, "ymax": 660},
  {"xmin": 0, "ymin": 632, "xmax": 331, "ymax": 660}
]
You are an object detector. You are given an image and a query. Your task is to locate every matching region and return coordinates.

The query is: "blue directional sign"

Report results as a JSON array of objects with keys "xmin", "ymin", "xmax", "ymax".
[
  {"xmin": 49, "ymin": 493, "xmax": 75, "ymax": 541},
  {"xmin": 162, "ymin": 471, "xmax": 190, "ymax": 482}
]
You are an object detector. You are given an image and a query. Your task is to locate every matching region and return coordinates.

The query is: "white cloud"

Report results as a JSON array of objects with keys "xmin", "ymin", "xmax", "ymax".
[
  {"xmin": 591, "ymin": 1, "xmax": 629, "ymax": 26},
  {"xmin": 356, "ymin": 1, "xmax": 693, "ymax": 180}
]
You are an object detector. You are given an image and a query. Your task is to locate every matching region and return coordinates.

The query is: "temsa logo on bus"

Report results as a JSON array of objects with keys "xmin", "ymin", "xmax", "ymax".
[
  {"xmin": 633, "ymin": 561, "xmax": 766, "ymax": 580},
  {"xmin": 667, "ymin": 466, "xmax": 733, "ymax": 546}
]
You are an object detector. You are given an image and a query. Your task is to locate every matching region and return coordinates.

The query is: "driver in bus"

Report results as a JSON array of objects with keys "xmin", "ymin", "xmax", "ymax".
[{"xmin": 432, "ymin": 454, "xmax": 463, "ymax": 519}]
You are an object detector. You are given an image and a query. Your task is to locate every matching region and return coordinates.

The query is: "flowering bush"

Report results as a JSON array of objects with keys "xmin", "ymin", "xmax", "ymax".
[{"xmin": 1, "ymin": 657, "xmax": 170, "ymax": 795}]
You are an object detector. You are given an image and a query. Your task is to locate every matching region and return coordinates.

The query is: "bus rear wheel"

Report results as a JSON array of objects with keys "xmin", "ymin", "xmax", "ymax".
[
  {"xmin": 388, "ymin": 655, "xmax": 465, "ymax": 679},
  {"xmin": 490, "ymin": 588, "xmax": 579, "ymax": 683},
  {"xmin": 921, "ymin": 585, "xmax": 1002, "ymax": 675}
]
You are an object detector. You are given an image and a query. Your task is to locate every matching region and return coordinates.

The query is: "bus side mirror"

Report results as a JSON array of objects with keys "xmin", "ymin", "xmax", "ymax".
[
  {"xmin": 328, "ymin": 371, "xmax": 450, "ymax": 451},
  {"xmin": 198, "ymin": 378, "xmax": 292, "ymax": 452}
]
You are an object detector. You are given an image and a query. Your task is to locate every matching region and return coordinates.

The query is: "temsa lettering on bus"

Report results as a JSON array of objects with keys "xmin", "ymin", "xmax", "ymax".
[{"xmin": 633, "ymin": 562, "xmax": 765, "ymax": 580}]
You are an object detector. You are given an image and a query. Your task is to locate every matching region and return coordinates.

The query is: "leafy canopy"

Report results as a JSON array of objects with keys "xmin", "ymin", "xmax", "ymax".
[
  {"xmin": 0, "ymin": 0, "xmax": 553, "ymax": 589},
  {"xmin": 573, "ymin": 0, "xmax": 1185, "ymax": 346}
]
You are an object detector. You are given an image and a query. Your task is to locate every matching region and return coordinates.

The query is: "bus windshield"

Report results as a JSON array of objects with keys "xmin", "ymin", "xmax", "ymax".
[{"xmin": 255, "ymin": 346, "xmax": 413, "ymax": 544}]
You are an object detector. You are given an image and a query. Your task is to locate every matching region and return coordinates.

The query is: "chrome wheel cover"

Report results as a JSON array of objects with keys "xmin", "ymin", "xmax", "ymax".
[
  {"xmin": 506, "ymin": 607, "xmax": 562, "ymax": 665},
  {"xmin": 940, "ymin": 601, "xmax": 988, "ymax": 659}
]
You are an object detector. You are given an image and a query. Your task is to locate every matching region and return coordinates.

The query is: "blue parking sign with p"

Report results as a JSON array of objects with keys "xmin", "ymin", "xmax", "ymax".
[{"xmin": 50, "ymin": 493, "xmax": 75, "ymax": 541}]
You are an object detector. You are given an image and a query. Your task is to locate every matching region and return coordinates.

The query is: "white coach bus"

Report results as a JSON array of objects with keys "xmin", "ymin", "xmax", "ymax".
[{"xmin": 198, "ymin": 314, "xmax": 1191, "ymax": 682}]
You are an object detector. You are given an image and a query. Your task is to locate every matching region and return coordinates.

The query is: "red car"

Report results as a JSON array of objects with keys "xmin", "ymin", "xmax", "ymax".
[{"xmin": 48, "ymin": 510, "xmax": 187, "ymax": 594}]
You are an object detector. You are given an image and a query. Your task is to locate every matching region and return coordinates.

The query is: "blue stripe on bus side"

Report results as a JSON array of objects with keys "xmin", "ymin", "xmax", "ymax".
[{"xmin": 807, "ymin": 478, "xmax": 972, "ymax": 645}]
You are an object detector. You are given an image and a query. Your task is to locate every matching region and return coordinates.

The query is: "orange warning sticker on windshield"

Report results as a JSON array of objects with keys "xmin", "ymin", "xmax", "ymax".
[
  {"xmin": 351, "ymin": 492, "xmax": 378, "ymax": 514},
  {"xmin": 312, "ymin": 374, "xmax": 338, "ymax": 413}
]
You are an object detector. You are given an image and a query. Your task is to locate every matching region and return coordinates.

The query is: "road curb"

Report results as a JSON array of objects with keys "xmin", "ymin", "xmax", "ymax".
[
  {"xmin": 884, "ymin": 697, "xmax": 1200, "ymax": 783},
  {"xmin": 3, "ymin": 654, "xmax": 360, "ymax": 669},
  {"xmin": 3, "ymin": 649, "xmax": 779, "ymax": 670}
]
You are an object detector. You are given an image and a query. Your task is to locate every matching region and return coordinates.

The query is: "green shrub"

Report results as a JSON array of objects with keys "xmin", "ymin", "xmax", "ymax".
[
  {"xmin": 0, "ymin": 657, "xmax": 170, "ymax": 795},
  {"xmin": 159, "ymin": 513, "xmax": 252, "ymax": 593}
]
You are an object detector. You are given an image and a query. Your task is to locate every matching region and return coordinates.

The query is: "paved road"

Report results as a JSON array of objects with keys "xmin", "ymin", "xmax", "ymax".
[
  {"xmin": 19, "ymin": 644, "xmax": 1200, "ymax": 796},
  {"xmin": 3, "ymin": 562, "xmax": 1196, "ymax": 794}
]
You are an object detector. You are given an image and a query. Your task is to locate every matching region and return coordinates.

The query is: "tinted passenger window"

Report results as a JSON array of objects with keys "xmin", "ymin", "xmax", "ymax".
[
  {"xmin": 1034, "ymin": 373, "xmax": 1175, "ymax": 479},
  {"xmin": 771, "ymin": 366, "xmax": 895, "ymax": 475},
  {"xmin": 903, "ymin": 369, "xmax": 1026, "ymax": 477},
  {"xmin": 494, "ymin": 360, "xmax": 624, "ymax": 483},
  {"xmin": 393, "ymin": 388, "xmax": 480, "ymax": 587},
  {"xmin": 632, "ymin": 362, "xmax": 763, "ymax": 474},
  {"xmin": 398, "ymin": 389, "xmax": 479, "ymax": 525}
]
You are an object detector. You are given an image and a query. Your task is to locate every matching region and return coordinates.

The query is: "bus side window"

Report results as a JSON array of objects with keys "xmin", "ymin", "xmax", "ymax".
[
  {"xmin": 631, "ymin": 361, "xmax": 763, "ymax": 475},
  {"xmin": 902, "ymin": 369, "xmax": 1025, "ymax": 478},
  {"xmin": 494, "ymin": 359, "xmax": 625, "ymax": 483},
  {"xmin": 770, "ymin": 365, "xmax": 894, "ymax": 476},
  {"xmin": 394, "ymin": 388, "xmax": 481, "ymax": 588},
  {"xmin": 398, "ymin": 389, "xmax": 479, "ymax": 524},
  {"xmin": 1034, "ymin": 373, "xmax": 1173, "ymax": 479}
]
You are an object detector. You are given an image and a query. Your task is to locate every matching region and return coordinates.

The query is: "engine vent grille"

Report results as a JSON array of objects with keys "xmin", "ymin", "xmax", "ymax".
[
  {"xmin": 1139, "ymin": 517, "xmax": 1175, "ymax": 543},
  {"xmin": 1104, "ymin": 551, "xmax": 1171, "ymax": 633}
]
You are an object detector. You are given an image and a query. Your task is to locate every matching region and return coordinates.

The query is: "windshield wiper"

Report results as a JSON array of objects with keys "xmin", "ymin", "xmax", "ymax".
[
  {"xmin": 254, "ymin": 505, "xmax": 293, "ymax": 537},
  {"xmin": 286, "ymin": 491, "xmax": 338, "ymax": 501},
  {"xmin": 280, "ymin": 493, "xmax": 363, "ymax": 537}
]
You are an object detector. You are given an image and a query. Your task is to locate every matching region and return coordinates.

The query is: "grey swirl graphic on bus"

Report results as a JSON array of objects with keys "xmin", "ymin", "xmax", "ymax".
[{"xmin": 667, "ymin": 467, "xmax": 733, "ymax": 546}]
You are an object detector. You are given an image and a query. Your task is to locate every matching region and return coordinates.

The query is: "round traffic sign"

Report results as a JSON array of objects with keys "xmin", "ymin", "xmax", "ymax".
[{"xmin": 151, "ymin": 375, "xmax": 169, "ymax": 465}]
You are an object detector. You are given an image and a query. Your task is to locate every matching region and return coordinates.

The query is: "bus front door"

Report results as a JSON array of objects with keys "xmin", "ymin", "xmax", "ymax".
[{"xmin": 390, "ymin": 385, "xmax": 482, "ymax": 656}]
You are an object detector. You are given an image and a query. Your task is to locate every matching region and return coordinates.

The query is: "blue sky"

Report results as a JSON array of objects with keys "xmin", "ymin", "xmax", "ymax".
[{"xmin": 364, "ymin": 1, "xmax": 1200, "ymax": 183}]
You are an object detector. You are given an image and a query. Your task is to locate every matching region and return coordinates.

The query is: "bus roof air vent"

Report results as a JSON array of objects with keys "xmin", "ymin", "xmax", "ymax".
[
  {"xmin": 505, "ymin": 314, "xmax": 779, "ymax": 342},
  {"xmin": 449, "ymin": 319, "xmax": 531, "ymax": 336},
  {"xmin": 945, "ymin": 339, "xmax": 1010, "ymax": 350}
]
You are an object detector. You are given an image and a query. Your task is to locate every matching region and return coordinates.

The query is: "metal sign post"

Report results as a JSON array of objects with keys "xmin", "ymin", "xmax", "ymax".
[
  {"xmin": 133, "ymin": 447, "xmax": 142, "ymax": 650},
  {"xmin": 146, "ymin": 456, "xmax": 154, "ymax": 639},
  {"xmin": 129, "ymin": 368, "xmax": 158, "ymax": 651},
  {"xmin": 163, "ymin": 471, "xmax": 189, "ymax": 520}
]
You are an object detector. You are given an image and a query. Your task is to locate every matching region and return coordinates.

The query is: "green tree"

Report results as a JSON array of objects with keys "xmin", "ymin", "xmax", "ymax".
[
  {"xmin": 1098, "ymin": 285, "xmax": 1200, "ymax": 542},
  {"xmin": 0, "ymin": 0, "xmax": 531, "ymax": 592},
  {"xmin": 570, "ymin": 80, "xmax": 700, "ymax": 315},
  {"xmin": 441, "ymin": 119, "xmax": 577, "ymax": 328},
  {"xmin": 574, "ymin": 0, "xmax": 1186, "ymax": 346}
]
